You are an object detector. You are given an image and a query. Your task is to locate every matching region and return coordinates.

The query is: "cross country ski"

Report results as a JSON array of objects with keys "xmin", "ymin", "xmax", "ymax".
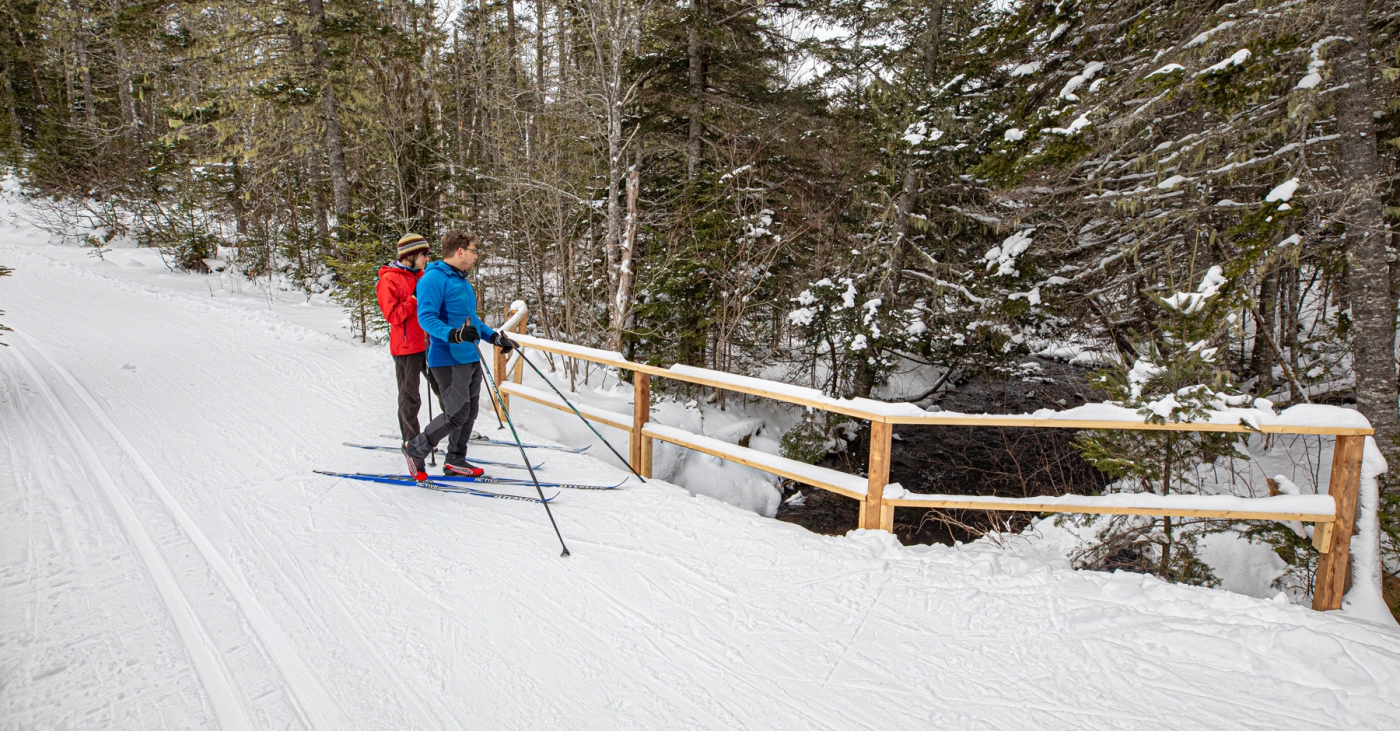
[
  {"xmin": 378, "ymin": 433, "xmax": 591, "ymax": 453},
  {"xmin": 315, "ymin": 470, "xmax": 558, "ymax": 503},
  {"xmin": 322, "ymin": 471, "xmax": 623, "ymax": 491},
  {"xmin": 341, "ymin": 442, "xmax": 544, "ymax": 470}
]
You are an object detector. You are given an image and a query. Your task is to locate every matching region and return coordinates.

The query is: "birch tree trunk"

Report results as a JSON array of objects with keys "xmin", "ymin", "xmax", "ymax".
[
  {"xmin": 605, "ymin": 98, "xmax": 623, "ymax": 286},
  {"xmin": 613, "ymin": 165, "xmax": 639, "ymax": 349},
  {"xmin": 1333, "ymin": 0, "xmax": 1399, "ymax": 459},
  {"xmin": 112, "ymin": 36, "xmax": 136, "ymax": 135}
]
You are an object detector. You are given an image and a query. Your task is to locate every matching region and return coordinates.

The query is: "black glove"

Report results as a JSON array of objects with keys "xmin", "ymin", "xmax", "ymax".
[
  {"xmin": 490, "ymin": 332, "xmax": 517, "ymax": 352},
  {"xmin": 448, "ymin": 324, "xmax": 479, "ymax": 344}
]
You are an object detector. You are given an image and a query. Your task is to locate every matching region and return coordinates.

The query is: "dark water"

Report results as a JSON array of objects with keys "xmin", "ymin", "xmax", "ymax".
[{"xmin": 776, "ymin": 358, "xmax": 1110, "ymax": 545}]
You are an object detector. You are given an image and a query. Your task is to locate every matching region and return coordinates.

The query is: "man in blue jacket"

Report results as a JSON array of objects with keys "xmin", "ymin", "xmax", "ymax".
[{"xmin": 403, "ymin": 230, "xmax": 516, "ymax": 481}]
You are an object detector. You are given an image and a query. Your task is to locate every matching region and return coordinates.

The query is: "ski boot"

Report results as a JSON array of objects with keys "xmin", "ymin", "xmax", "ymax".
[
  {"xmin": 402, "ymin": 439, "xmax": 429, "ymax": 482},
  {"xmin": 443, "ymin": 460, "xmax": 485, "ymax": 478}
]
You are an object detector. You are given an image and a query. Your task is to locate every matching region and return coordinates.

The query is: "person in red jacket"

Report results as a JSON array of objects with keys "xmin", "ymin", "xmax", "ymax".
[{"xmin": 377, "ymin": 233, "xmax": 438, "ymax": 443}]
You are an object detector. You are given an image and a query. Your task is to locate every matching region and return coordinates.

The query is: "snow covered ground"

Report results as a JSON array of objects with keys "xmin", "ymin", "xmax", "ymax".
[{"xmin": 3, "ymin": 204, "xmax": 1400, "ymax": 730}]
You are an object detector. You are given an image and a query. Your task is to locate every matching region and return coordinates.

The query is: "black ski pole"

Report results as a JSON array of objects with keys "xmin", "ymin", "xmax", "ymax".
[
  {"xmin": 479, "ymin": 355, "xmax": 571, "ymax": 557},
  {"xmin": 486, "ymin": 344, "xmax": 505, "ymax": 431},
  {"xmin": 425, "ymin": 369, "xmax": 436, "ymax": 466},
  {"xmin": 514, "ymin": 349, "xmax": 646, "ymax": 483}
]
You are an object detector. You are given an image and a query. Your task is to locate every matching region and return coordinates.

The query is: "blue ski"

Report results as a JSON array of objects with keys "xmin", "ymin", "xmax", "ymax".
[
  {"xmin": 380, "ymin": 433, "xmax": 591, "ymax": 454},
  {"xmin": 341, "ymin": 442, "xmax": 544, "ymax": 471},
  {"xmin": 339, "ymin": 471, "xmax": 624, "ymax": 491},
  {"xmin": 315, "ymin": 471, "xmax": 557, "ymax": 503}
]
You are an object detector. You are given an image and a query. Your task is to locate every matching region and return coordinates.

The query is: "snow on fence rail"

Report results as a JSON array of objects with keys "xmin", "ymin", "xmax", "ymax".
[{"xmin": 491, "ymin": 303, "xmax": 1371, "ymax": 612}]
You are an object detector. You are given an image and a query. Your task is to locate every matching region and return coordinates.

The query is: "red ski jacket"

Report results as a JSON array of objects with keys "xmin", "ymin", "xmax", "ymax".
[{"xmin": 376, "ymin": 262, "xmax": 428, "ymax": 356}]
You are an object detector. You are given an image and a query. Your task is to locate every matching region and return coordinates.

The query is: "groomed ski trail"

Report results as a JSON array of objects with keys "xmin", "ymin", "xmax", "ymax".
[
  {"xmin": 7, "ymin": 333, "xmax": 255, "ymax": 731},
  {"xmin": 12, "ymin": 328, "xmax": 348, "ymax": 731}
]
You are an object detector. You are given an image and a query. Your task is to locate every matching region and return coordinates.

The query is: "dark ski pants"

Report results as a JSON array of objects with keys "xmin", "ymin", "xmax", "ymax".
[
  {"xmin": 393, "ymin": 351, "xmax": 440, "ymax": 443},
  {"xmin": 408, "ymin": 361, "xmax": 483, "ymax": 464}
]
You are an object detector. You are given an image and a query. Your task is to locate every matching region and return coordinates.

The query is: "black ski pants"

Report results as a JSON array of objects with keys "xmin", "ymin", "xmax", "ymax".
[
  {"xmin": 409, "ymin": 361, "xmax": 483, "ymax": 464},
  {"xmin": 393, "ymin": 351, "xmax": 440, "ymax": 443}
]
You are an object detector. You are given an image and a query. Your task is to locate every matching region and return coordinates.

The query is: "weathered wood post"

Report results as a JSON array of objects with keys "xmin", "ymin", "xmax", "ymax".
[
  {"xmin": 1313, "ymin": 434, "xmax": 1365, "ymax": 611},
  {"xmin": 493, "ymin": 305, "xmax": 511, "ymax": 415},
  {"xmin": 861, "ymin": 420, "xmax": 893, "ymax": 531},
  {"xmin": 511, "ymin": 310, "xmax": 528, "ymax": 386},
  {"xmin": 632, "ymin": 372, "xmax": 651, "ymax": 476}
]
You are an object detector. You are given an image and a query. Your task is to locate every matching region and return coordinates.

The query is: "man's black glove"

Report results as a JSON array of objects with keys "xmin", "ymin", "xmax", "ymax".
[
  {"xmin": 448, "ymin": 324, "xmax": 479, "ymax": 344},
  {"xmin": 490, "ymin": 332, "xmax": 517, "ymax": 353}
]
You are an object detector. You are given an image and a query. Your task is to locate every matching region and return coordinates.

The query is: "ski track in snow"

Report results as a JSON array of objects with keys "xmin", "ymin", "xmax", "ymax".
[
  {"xmin": 3, "ymin": 222, "xmax": 1400, "ymax": 729},
  {"xmin": 4, "ymin": 335, "xmax": 249, "ymax": 730},
  {"xmin": 12, "ymin": 328, "xmax": 347, "ymax": 731}
]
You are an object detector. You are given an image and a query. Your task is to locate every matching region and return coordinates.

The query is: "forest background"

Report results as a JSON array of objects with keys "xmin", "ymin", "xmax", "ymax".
[{"xmin": 3, "ymin": 0, "xmax": 1400, "ymax": 602}]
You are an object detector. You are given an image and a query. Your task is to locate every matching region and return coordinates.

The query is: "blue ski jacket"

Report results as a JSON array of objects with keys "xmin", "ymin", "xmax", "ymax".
[{"xmin": 415, "ymin": 260, "xmax": 497, "ymax": 368}]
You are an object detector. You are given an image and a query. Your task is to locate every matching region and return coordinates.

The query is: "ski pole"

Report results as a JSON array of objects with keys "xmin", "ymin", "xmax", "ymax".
[
  {"xmin": 514, "ymin": 349, "xmax": 646, "ymax": 483},
  {"xmin": 425, "ymin": 369, "xmax": 436, "ymax": 466},
  {"xmin": 485, "ymin": 343, "xmax": 506, "ymax": 430},
  {"xmin": 479, "ymin": 355, "xmax": 571, "ymax": 557}
]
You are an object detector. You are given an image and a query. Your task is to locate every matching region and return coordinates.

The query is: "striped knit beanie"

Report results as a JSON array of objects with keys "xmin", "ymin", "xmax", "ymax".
[{"xmin": 396, "ymin": 233, "xmax": 430, "ymax": 258}]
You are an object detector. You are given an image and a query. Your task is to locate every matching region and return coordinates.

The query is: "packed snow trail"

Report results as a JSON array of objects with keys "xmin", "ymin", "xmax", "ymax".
[
  {"xmin": 3, "ymin": 222, "xmax": 1400, "ymax": 729},
  {"xmin": 6, "ymin": 330, "xmax": 255, "ymax": 731},
  {"xmin": 12, "ymin": 327, "xmax": 347, "ymax": 730}
]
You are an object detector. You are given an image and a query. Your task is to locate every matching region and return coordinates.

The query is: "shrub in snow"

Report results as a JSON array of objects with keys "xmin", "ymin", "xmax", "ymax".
[
  {"xmin": 1072, "ymin": 265, "xmax": 1255, "ymax": 586},
  {"xmin": 779, "ymin": 412, "xmax": 856, "ymax": 465},
  {"xmin": 139, "ymin": 208, "xmax": 222, "ymax": 274},
  {"xmin": 326, "ymin": 229, "xmax": 390, "ymax": 344},
  {"xmin": 786, "ymin": 276, "xmax": 913, "ymax": 397}
]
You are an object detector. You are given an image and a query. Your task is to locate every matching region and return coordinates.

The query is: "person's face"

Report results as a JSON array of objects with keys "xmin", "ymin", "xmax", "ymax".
[
  {"xmin": 412, "ymin": 251, "xmax": 430, "ymax": 269},
  {"xmin": 452, "ymin": 242, "xmax": 480, "ymax": 271}
]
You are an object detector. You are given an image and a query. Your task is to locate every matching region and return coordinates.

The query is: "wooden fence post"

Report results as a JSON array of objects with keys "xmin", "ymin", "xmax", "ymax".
[
  {"xmin": 492, "ymin": 304, "xmax": 515, "ymax": 417},
  {"xmin": 861, "ymin": 420, "xmax": 893, "ymax": 531},
  {"xmin": 1313, "ymin": 434, "xmax": 1365, "ymax": 611},
  {"xmin": 632, "ymin": 373, "xmax": 651, "ymax": 475},
  {"xmin": 511, "ymin": 310, "xmax": 527, "ymax": 386}
]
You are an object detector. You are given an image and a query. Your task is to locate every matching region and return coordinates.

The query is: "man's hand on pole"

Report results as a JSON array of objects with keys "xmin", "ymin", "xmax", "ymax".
[
  {"xmin": 448, "ymin": 322, "xmax": 479, "ymax": 344},
  {"xmin": 490, "ymin": 332, "xmax": 517, "ymax": 353}
]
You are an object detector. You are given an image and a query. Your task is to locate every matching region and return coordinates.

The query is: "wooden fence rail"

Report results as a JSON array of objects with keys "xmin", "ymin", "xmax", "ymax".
[{"xmin": 489, "ymin": 303, "xmax": 1371, "ymax": 612}]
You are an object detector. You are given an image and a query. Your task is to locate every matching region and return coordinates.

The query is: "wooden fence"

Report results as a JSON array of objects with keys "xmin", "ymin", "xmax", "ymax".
[{"xmin": 489, "ymin": 303, "xmax": 1371, "ymax": 612}]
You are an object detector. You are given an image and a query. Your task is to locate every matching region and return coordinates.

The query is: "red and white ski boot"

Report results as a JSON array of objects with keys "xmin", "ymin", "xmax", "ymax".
[
  {"xmin": 443, "ymin": 461, "xmax": 485, "ymax": 478},
  {"xmin": 402, "ymin": 442, "xmax": 429, "ymax": 482}
]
